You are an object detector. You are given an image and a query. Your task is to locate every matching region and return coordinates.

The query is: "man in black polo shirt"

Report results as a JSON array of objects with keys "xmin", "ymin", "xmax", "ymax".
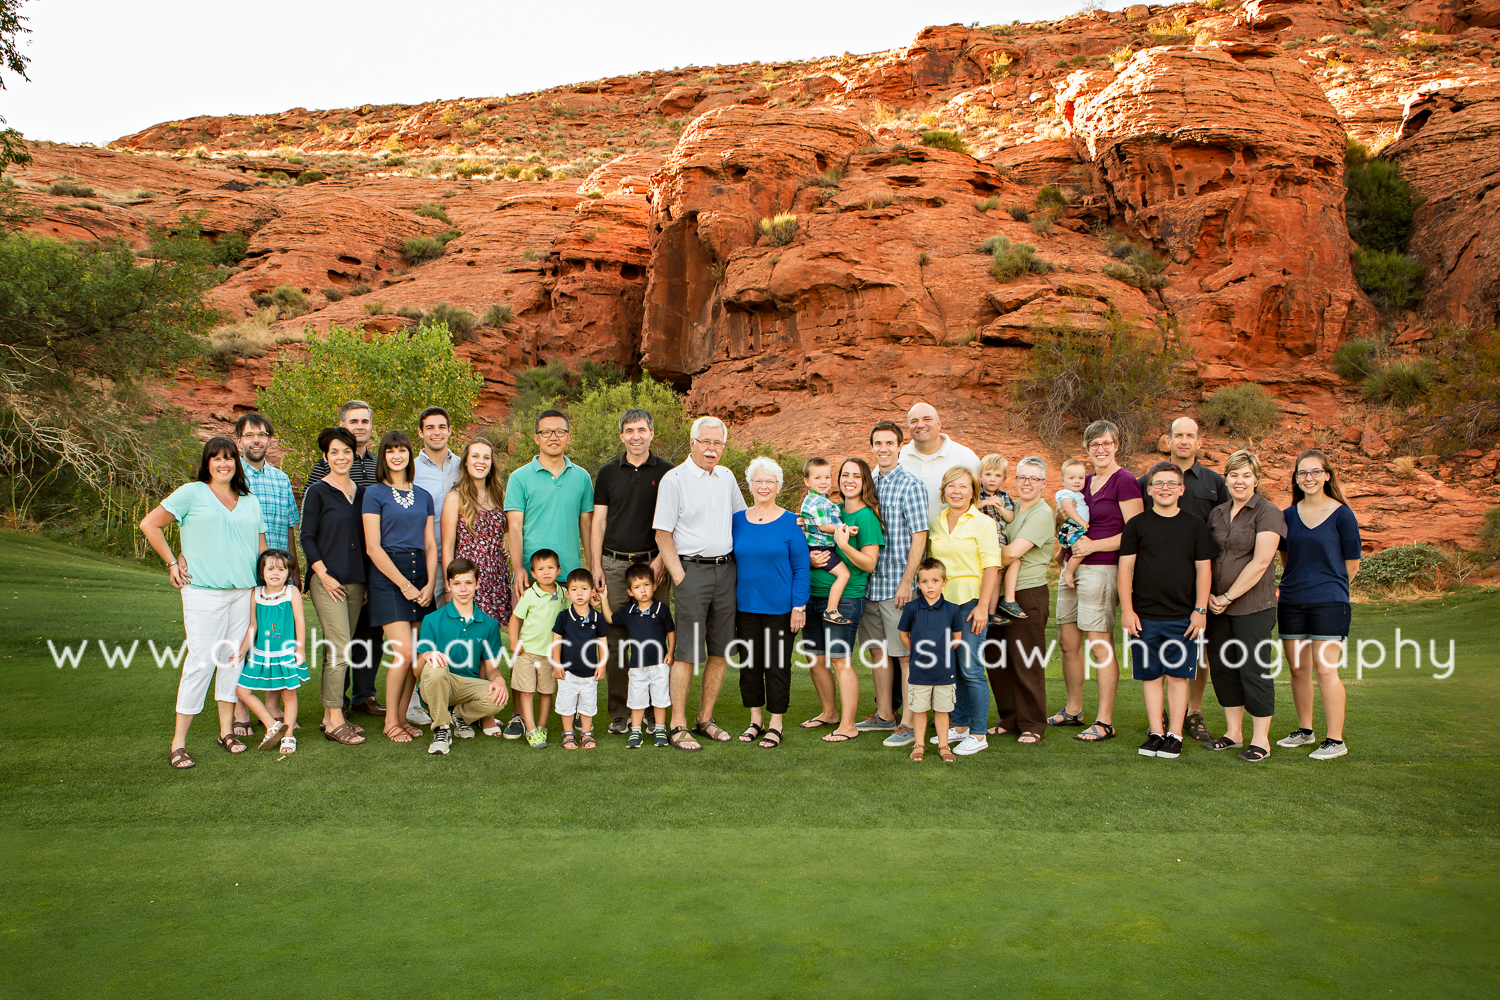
[
  {"xmin": 589, "ymin": 407, "xmax": 671, "ymax": 735},
  {"xmin": 1138, "ymin": 415, "xmax": 1229, "ymax": 743}
]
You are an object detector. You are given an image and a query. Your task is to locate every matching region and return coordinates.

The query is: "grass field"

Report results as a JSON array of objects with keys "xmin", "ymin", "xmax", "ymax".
[{"xmin": 1, "ymin": 530, "xmax": 1496, "ymax": 997}]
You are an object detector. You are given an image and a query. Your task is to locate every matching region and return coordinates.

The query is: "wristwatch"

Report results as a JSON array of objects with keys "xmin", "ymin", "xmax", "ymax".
[{"xmin": 1193, "ymin": 607, "xmax": 1208, "ymax": 615}]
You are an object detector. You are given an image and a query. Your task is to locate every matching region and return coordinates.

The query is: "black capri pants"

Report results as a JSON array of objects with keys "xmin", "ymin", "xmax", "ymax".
[
  {"xmin": 1205, "ymin": 608, "xmax": 1277, "ymax": 718},
  {"xmin": 735, "ymin": 611, "xmax": 794, "ymax": 716}
]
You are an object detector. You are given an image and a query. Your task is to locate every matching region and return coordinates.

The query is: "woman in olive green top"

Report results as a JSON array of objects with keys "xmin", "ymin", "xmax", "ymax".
[{"xmin": 987, "ymin": 457, "xmax": 1056, "ymax": 743}]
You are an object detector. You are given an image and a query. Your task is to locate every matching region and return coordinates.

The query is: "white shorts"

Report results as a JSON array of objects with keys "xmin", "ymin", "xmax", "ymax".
[
  {"xmin": 555, "ymin": 672, "xmax": 599, "ymax": 717},
  {"xmin": 176, "ymin": 587, "xmax": 253, "ymax": 715},
  {"xmin": 626, "ymin": 663, "xmax": 671, "ymax": 710}
]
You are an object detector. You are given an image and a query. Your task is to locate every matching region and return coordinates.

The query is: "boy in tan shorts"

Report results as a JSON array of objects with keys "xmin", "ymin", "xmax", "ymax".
[
  {"xmin": 507, "ymin": 548, "xmax": 564, "ymax": 748},
  {"xmin": 896, "ymin": 558, "xmax": 967, "ymax": 763}
]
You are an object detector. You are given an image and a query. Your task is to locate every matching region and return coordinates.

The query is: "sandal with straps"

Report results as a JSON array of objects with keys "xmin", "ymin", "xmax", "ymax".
[
  {"xmin": 217, "ymin": 734, "xmax": 248, "ymax": 754},
  {"xmin": 668, "ymin": 725, "xmax": 702, "ymax": 752},
  {"xmin": 1047, "ymin": 710, "xmax": 1085, "ymax": 727},
  {"xmin": 693, "ymin": 717, "xmax": 732, "ymax": 743},
  {"xmin": 580, "ymin": 732, "xmax": 597, "ymax": 749},
  {"xmin": 232, "ymin": 718, "xmax": 255, "ymax": 738},
  {"xmin": 562, "ymin": 732, "xmax": 579, "ymax": 750},
  {"xmin": 258, "ymin": 721, "xmax": 286, "ymax": 751},
  {"xmin": 1074, "ymin": 721, "xmax": 1115, "ymax": 742},
  {"xmin": 323, "ymin": 722, "xmax": 365, "ymax": 744},
  {"xmin": 739, "ymin": 722, "xmax": 766, "ymax": 743},
  {"xmin": 939, "ymin": 747, "xmax": 957, "ymax": 763},
  {"xmin": 168, "ymin": 747, "xmax": 195, "ymax": 769},
  {"xmin": 758, "ymin": 727, "xmax": 783, "ymax": 749},
  {"xmin": 279, "ymin": 735, "xmax": 297, "ymax": 754},
  {"xmin": 910, "ymin": 746, "xmax": 925, "ymax": 762},
  {"xmin": 822, "ymin": 609, "xmax": 855, "ymax": 626}
]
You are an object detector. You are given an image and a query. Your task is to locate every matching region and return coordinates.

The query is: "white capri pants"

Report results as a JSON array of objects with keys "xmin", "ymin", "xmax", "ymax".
[{"xmin": 176, "ymin": 587, "xmax": 253, "ymax": 715}]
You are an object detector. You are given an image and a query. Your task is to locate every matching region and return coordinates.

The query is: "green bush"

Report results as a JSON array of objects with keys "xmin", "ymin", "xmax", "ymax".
[
  {"xmin": 212, "ymin": 231, "xmax": 248, "ymax": 266},
  {"xmin": 1006, "ymin": 205, "xmax": 1029, "ymax": 222},
  {"xmin": 455, "ymin": 162, "xmax": 494, "ymax": 178},
  {"xmin": 49, "ymin": 180, "xmax": 94, "ymax": 197},
  {"xmin": 1344, "ymin": 135, "xmax": 1370, "ymax": 171},
  {"xmin": 1333, "ymin": 339, "xmax": 1383, "ymax": 382},
  {"xmin": 395, "ymin": 305, "xmax": 425, "ymax": 322},
  {"xmin": 1355, "ymin": 543, "xmax": 1449, "ymax": 591},
  {"xmin": 975, "ymin": 196, "xmax": 1000, "ymax": 212},
  {"xmin": 1361, "ymin": 358, "xmax": 1436, "ymax": 405},
  {"xmin": 414, "ymin": 202, "xmax": 453, "ymax": 225},
  {"xmin": 1427, "ymin": 325, "xmax": 1500, "ymax": 449},
  {"xmin": 1345, "ymin": 159, "xmax": 1416, "ymax": 253},
  {"xmin": 982, "ymin": 235, "xmax": 1050, "ymax": 281},
  {"xmin": 1029, "ymin": 215, "xmax": 1053, "ymax": 236},
  {"xmin": 347, "ymin": 282, "xmax": 371, "ymax": 296},
  {"xmin": 1199, "ymin": 385, "xmax": 1280, "ymax": 438},
  {"xmin": 249, "ymin": 284, "xmax": 310, "ymax": 320},
  {"xmin": 919, "ymin": 130, "xmax": 971, "ymax": 154},
  {"xmin": 1036, "ymin": 185, "xmax": 1067, "ymax": 209},
  {"xmin": 483, "ymin": 303, "xmax": 513, "ymax": 326},
  {"xmin": 428, "ymin": 301, "xmax": 477, "ymax": 343},
  {"xmin": 405, "ymin": 228, "xmax": 462, "ymax": 263},
  {"xmin": 294, "ymin": 169, "xmax": 327, "ymax": 185},
  {"xmin": 804, "ymin": 168, "xmax": 843, "ymax": 188},
  {"xmin": 322, "ymin": 286, "xmax": 345, "ymax": 302},
  {"xmin": 1355, "ymin": 247, "xmax": 1425, "ymax": 313},
  {"xmin": 257, "ymin": 323, "xmax": 483, "ymax": 483},
  {"xmin": 362, "ymin": 299, "xmax": 386, "ymax": 315},
  {"xmin": 758, "ymin": 213, "xmax": 798, "ymax": 246},
  {"xmin": 1480, "ymin": 507, "xmax": 1500, "ymax": 555}
]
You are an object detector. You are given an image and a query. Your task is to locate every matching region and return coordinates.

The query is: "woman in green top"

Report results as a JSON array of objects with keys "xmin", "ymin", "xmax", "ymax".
[
  {"xmin": 985, "ymin": 456, "xmax": 1056, "ymax": 744},
  {"xmin": 140, "ymin": 437, "xmax": 268, "ymax": 769},
  {"xmin": 802, "ymin": 457, "xmax": 886, "ymax": 743}
]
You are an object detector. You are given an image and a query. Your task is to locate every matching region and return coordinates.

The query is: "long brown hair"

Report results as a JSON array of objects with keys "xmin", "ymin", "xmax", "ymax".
[
  {"xmin": 1290, "ymin": 448, "xmax": 1348, "ymax": 505},
  {"xmin": 375, "ymin": 429, "xmax": 414, "ymax": 486},
  {"xmin": 454, "ymin": 438, "xmax": 501, "ymax": 531},
  {"xmin": 837, "ymin": 456, "xmax": 883, "ymax": 533}
]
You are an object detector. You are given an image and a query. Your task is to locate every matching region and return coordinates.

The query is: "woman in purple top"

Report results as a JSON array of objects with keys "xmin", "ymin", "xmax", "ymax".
[
  {"xmin": 1276, "ymin": 449, "xmax": 1361, "ymax": 761},
  {"xmin": 1053, "ymin": 419, "xmax": 1143, "ymax": 743}
]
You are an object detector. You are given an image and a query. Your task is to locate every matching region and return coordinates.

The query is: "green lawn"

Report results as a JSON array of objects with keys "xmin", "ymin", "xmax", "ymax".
[{"xmin": 1, "ymin": 530, "xmax": 1495, "ymax": 997}]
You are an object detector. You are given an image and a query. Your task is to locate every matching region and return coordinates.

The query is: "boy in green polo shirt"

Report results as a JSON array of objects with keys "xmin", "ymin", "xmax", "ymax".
[
  {"xmin": 508, "ymin": 548, "xmax": 564, "ymax": 748},
  {"xmin": 416, "ymin": 558, "xmax": 509, "ymax": 756}
]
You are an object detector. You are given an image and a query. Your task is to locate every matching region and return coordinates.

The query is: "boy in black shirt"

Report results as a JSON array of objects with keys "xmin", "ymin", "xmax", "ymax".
[
  {"xmin": 552, "ymin": 569, "xmax": 609, "ymax": 749},
  {"xmin": 1119, "ymin": 462, "xmax": 1217, "ymax": 759}
]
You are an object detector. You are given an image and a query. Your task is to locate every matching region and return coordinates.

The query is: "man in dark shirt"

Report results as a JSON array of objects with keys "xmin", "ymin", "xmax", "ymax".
[
  {"xmin": 307, "ymin": 400, "xmax": 378, "ymax": 488},
  {"xmin": 1138, "ymin": 416, "xmax": 1229, "ymax": 742},
  {"xmin": 588, "ymin": 407, "xmax": 671, "ymax": 734},
  {"xmin": 1119, "ymin": 462, "xmax": 1218, "ymax": 760}
]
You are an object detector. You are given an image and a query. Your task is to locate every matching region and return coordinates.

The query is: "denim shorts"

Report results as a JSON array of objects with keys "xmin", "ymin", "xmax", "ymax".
[
  {"xmin": 1128, "ymin": 617, "xmax": 1200, "ymax": 681},
  {"xmin": 1277, "ymin": 601, "xmax": 1351, "ymax": 641},
  {"xmin": 800, "ymin": 598, "xmax": 865, "ymax": 657}
]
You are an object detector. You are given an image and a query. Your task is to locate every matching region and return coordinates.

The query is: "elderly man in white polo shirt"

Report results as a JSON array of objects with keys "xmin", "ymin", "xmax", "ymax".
[
  {"xmin": 653, "ymin": 416, "xmax": 746, "ymax": 752},
  {"xmin": 898, "ymin": 402, "xmax": 981, "ymax": 522}
]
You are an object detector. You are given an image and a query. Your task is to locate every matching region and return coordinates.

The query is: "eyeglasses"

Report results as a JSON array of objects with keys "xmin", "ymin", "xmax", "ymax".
[
  {"xmin": 1014, "ymin": 475, "xmax": 1044, "ymax": 484},
  {"xmin": 239, "ymin": 431, "xmax": 271, "ymax": 440},
  {"xmin": 1088, "ymin": 441, "xmax": 1115, "ymax": 451},
  {"xmin": 1148, "ymin": 480, "xmax": 1182, "ymax": 489},
  {"xmin": 1295, "ymin": 469, "xmax": 1326, "ymax": 479},
  {"xmin": 693, "ymin": 438, "xmax": 726, "ymax": 447},
  {"xmin": 535, "ymin": 429, "xmax": 570, "ymax": 439}
]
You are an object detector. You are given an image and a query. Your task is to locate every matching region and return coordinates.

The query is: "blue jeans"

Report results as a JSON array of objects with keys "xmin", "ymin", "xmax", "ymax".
[{"xmin": 948, "ymin": 599, "xmax": 991, "ymax": 735}]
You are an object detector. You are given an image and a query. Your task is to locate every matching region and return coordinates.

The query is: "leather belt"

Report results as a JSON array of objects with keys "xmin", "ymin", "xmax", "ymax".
[
  {"xmin": 603, "ymin": 547, "xmax": 658, "ymax": 562},
  {"xmin": 681, "ymin": 553, "xmax": 733, "ymax": 565}
]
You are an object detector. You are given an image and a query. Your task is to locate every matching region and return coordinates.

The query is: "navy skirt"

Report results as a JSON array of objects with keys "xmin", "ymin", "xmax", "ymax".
[{"xmin": 368, "ymin": 548, "xmax": 430, "ymax": 626}]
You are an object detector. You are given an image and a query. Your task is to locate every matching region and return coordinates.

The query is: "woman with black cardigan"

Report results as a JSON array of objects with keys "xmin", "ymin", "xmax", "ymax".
[{"xmin": 300, "ymin": 427, "xmax": 368, "ymax": 745}]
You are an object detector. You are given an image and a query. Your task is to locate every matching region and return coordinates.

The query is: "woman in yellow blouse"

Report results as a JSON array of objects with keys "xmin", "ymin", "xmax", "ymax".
[{"xmin": 927, "ymin": 466, "xmax": 1001, "ymax": 757}]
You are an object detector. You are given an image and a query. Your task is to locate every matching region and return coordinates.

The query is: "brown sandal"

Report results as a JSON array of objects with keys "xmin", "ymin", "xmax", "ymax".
[
  {"xmin": 910, "ymin": 747, "xmax": 925, "ymax": 761},
  {"xmin": 216, "ymin": 734, "xmax": 248, "ymax": 754},
  {"xmin": 168, "ymin": 747, "xmax": 195, "ymax": 769},
  {"xmin": 232, "ymin": 718, "xmax": 254, "ymax": 738},
  {"xmin": 693, "ymin": 718, "xmax": 732, "ymax": 743},
  {"xmin": 322, "ymin": 722, "xmax": 365, "ymax": 744},
  {"xmin": 939, "ymin": 747, "xmax": 957, "ymax": 763}
]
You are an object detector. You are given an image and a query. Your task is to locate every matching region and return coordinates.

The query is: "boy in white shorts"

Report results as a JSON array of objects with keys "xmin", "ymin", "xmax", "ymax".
[
  {"xmin": 507, "ymin": 548, "xmax": 564, "ymax": 748},
  {"xmin": 551, "ymin": 568, "xmax": 608, "ymax": 749},
  {"xmin": 601, "ymin": 562, "xmax": 676, "ymax": 748}
]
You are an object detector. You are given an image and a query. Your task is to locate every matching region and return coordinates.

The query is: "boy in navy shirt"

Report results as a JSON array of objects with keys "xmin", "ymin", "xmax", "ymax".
[
  {"xmin": 552, "ymin": 568, "xmax": 609, "ymax": 749},
  {"xmin": 897, "ymin": 558, "xmax": 968, "ymax": 763},
  {"xmin": 601, "ymin": 563, "xmax": 676, "ymax": 748}
]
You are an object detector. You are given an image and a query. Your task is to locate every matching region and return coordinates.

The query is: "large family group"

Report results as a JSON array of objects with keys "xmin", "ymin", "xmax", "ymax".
[{"xmin": 142, "ymin": 399, "xmax": 1362, "ymax": 770}]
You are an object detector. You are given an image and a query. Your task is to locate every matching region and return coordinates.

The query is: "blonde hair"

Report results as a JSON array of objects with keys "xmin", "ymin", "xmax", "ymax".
[
  {"xmin": 454, "ymin": 438, "xmax": 501, "ymax": 531},
  {"xmin": 1223, "ymin": 449, "xmax": 1263, "ymax": 485},
  {"xmin": 939, "ymin": 465, "xmax": 978, "ymax": 508},
  {"xmin": 1060, "ymin": 457, "xmax": 1087, "ymax": 475},
  {"xmin": 979, "ymin": 454, "xmax": 1009, "ymax": 478}
]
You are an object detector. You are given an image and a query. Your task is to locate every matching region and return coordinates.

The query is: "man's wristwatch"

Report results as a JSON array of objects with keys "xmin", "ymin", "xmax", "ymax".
[{"xmin": 1194, "ymin": 607, "xmax": 1208, "ymax": 615}]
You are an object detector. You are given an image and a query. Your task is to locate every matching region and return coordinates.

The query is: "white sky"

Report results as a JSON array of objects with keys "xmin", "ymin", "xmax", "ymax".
[{"xmin": 0, "ymin": 0, "xmax": 1118, "ymax": 145}]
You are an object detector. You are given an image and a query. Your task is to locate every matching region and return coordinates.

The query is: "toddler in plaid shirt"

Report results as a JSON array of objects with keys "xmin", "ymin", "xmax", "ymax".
[
  {"xmin": 978, "ymin": 454, "xmax": 1026, "ymax": 625},
  {"xmin": 801, "ymin": 457, "xmax": 858, "ymax": 625}
]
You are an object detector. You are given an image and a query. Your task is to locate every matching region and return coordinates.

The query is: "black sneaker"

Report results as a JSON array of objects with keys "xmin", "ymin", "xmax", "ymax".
[
  {"xmin": 428, "ymin": 725, "xmax": 452, "ymax": 755},
  {"xmin": 607, "ymin": 718, "xmax": 629, "ymax": 735},
  {"xmin": 1138, "ymin": 733, "xmax": 1164, "ymax": 757},
  {"xmin": 502, "ymin": 714, "xmax": 525, "ymax": 739},
  {"xmin": 1157, "ymin": 735, "xmax": 1183, "ymax": 759}
]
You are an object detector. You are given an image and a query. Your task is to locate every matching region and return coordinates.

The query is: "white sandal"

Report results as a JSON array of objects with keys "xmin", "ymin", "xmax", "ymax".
[
  {"xmin": 279, "ymin": 735, "xmax": 297, "ymax": 754},
  {"xmin": 258, "ymin": 721, "xmax": 286, "ymax": 751}
]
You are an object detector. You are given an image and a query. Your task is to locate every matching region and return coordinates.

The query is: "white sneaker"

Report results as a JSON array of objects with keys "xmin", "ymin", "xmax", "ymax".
[
  {"xmin": 1308, "ymin": 738, "xmax": 1348, "ymax": 760},
  {"xmin": 1276, "ymin": 728, "xmax": 1316, "ymax": 748},
  {"xmin": 953, "ymin": 735, "xmax": 989, "ymax": 756},
  {"xmin": 930, "ymin": 727, "xmax": 966, "ymax": 746},
  {"xmin": 428, "ymin": 725, "xmax": 452, "ymax": 755},
  {"xmin": 452, "ymin": 717, "xmax": 475, "ymax": 739},
  {"xmin": 406, "ymin": 702, "xmax": 433, "ymax": 726}
]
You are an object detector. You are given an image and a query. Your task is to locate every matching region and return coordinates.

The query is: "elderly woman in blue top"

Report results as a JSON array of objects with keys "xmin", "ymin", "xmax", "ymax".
[
  {"xmin": 730, "ymin": 456, "xmax": 810, "ymax": 749},
  {"xmin": 140, "ymin": 437, "xmax": 267, "ymax": 769},
  {"xmin": 363, "ymin": 429, "xmax": 439, "ymax": 744},
  {"xmin": 1277, "ymin": 449, "xmax": 1362, "ymax": 760}
]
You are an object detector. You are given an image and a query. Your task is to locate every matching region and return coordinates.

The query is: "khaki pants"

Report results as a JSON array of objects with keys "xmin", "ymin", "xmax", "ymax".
[
  {"xmin": 309, "ymin": 576, "xmax": 367, "ymax": 709},
  {"xmin": 601, "ymin": 552, "xmax": 669, "ymax": 723},
  {"xmin": 419, "ymin": 660, "xmax": 504, "ymax": 728}
]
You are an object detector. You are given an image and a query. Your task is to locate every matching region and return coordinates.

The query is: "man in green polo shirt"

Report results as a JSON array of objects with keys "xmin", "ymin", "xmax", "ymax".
[
  {"xmin": 416, "ymin": 559, "xmax": 510, "ymax": 755},
  {"xmin": 505, "ymin": 409, "xmax": 595, "ymax": 598}
]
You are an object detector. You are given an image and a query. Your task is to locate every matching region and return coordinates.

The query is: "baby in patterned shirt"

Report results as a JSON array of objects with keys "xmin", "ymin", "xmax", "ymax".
[
  {"xmin": 801, "ymin": 458, "xmax": 858, "ymax": 626},
  {"xmin": 979, "ymin": 454, "xmax": 1026, "ymax": 624}
]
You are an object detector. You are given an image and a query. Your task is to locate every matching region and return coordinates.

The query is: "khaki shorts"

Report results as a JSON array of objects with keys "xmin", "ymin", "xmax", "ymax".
[
  {"xmin": 1055, "ymin": 563, "xmax": 1118, "ymax": 634},
  {"xmin": 509, "ymin": 649, "xmax": 557, "ymax": 694},
  {"xmin": 856, "ymin": 596, "xmax": 909, "ymax": 659},
  {"xmin": 908, "ymin": 683, "xmax": 956, "ymax": 713}
]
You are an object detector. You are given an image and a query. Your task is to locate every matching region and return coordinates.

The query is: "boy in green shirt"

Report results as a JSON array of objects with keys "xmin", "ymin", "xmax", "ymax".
[
  {"xmin": 508, "ymin": 549, "xmax": 564, "ymax": 747},
  {"xmin": 416, "ymin": 559, "xmax": 509, "ymax": 756}
]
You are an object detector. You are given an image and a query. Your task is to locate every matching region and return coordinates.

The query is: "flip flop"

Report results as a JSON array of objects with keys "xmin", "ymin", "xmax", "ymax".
[
  {"xmin": 822, "ymin": 731, "xmax": 859, "ymax": 743},
  {"xmin": 799, "ymin": 716, "xmax": 837, "ymax": 729}
]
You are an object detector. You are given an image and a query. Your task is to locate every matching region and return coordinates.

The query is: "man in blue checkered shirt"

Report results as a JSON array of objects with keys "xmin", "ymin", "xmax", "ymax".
[
  {"xmin": 853, "ymin": 420, "xmax": 930, "ymax": 745},
  {"xmin": 235, "ymin": 413, "xmax": 300, "ymax": 568}
]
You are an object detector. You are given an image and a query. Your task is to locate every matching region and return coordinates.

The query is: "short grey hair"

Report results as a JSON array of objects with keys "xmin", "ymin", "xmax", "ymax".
[
  {"xmin": 339, "ymin": 399, "xmax": 372, "ymax": 422},
  {"xmin": 690, "ymin": 415, "xmax": 727, "ymax": 441},
  {"xmin": 744, "ymin": 456, "xmax": 784, "ymax": 490},
  {"xmin": 1017, "ymin": 456, "xmax": 1047, "ymax": 478},
  {"xmin": 619, "ymin": 408, "xmax": 654, "ymax": 433}
]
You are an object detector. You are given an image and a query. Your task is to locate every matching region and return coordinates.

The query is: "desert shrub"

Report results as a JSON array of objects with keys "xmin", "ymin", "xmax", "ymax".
[
  {"xmin": 1036, "ymin": 185, "xmax": 1067, "ymax": 209},
  {"xmin": 585, "ymin": 190, "xmax": 604, "ymax": 199},
  {"xmin": 988, "ymin": 52, "xmax": 1015, "ymax": 80},
  {"xmin": 128, "ymin": 188, "xmax": 155, "ymax": 199},
  {"xmin": 1029, "ymin": 215, "xmax": 1054, "ymax": 236},
  {"xmin": 249, "ymin": 284, "xmax": 310, "ymax": 320},
  {"xmin": 294, "ymin": 169, "xmax": 327, "ymax": 185},
  {"xmin": 919, "ymin": 130, "xmax": 971, "ymax": 154},
  {"xmin": 483, "ymin": 303, "xmax": 513, "ymax": 326},
  {"xmin": 1480, "ymin": 507, "xmax": 1500, "ymax": 555},
  {"xmin": 1015, "ymin": 311, "xmax": 1192, "ymax": 451},
  {"xmin": 455, "ymin": 162, "xmax": 494, "ymax": 178},
  {"xmin": 1354, "ymin": 247, "xmax": 1425, "ymax": 313},
  {"xmin": 1006, "ymin": 205, "xmax": 1029, "ymax": 222},
  {"xmin": 1345, "ymin": 159, "xmax": 1416, "ymax": 253},
  {"xmin": 975, "ymin": 196, "xmax": 1000, "ymax": 212},
  {"xmin": 395, "ymin": 305, "xmax": 425, "ymax": 322},
  {"xmin": 1392, "ymin": 455, "xmax": 1417, "ymax": 479},
  {"xmin": 1345, "ymin": 135, "xmax": 1370, "ymax": 170},
  {"xmin": 322, "ymin": 286, "xmax": 346, "ymax": 302},
  {"xmin": 414, "ymin": 202, "xmax": 453, "ymax": 224},
  {"xmin": 1199, "ymin": 384, "xmax": 1280, "ymax": 438},
  {"xmin": 428, "ymin": 301, "xmax": 477, "ymax": 343},
  {"xmin": 1147, "ymin": 13, "xmax": 1194, "ymax": 44},
  {"xmin": 384, "ymin": 154, "xmax": 408, "ymax": 167},
  {"xmin": 1426, "ymin": 325, "xmax": 1500, "ymax": 449},
  {"xmin": 207, "ymin": 308, "xmax": 282, "ymax": 369},
  {"xmin": 49, "ymin": 180, "xmax": 94, "ymax": 197},
  {"xmin": 405, "ymin": 231, "xmax": 460, "ymax": 263},
  {"xmin": 804, "ymin": 168, "xmax": 843, "ymax": 188},
  {"xmin": 363, "ymin": 300, "xmax": 386, "ymax": 315},
  {"xmin": 758, "ymin": 213, "xmax": 798, "ymax": 246},
  {"xmin": 1333, "ymin": 339, "xmax": 1383, "ymax": 382},
  {"xmin": 212, "ymin": 231, "xmax": 248, "ymax": 266},
  {"xmin": 918, "ymin": 251, "xmax": 931, "ymax": 266},
  {"xmin": 258, "ymin": 323, "xmax": 482, "ymax": 483},
  {"xmin": 982, "ymin": 235, "xmax": 1050, "ymax": 281},
  {"xmin": 1355, "ymin": 543, "xmax": 1449, "ymax": 592},
  {"xmin": 864, "ymin": 192, "xmax": 894, "ymax": 210},
  {"xmin": 1361, "ymin": 358, "xmax": 1436, "ymax": 405},
  {"xmin": 1109, "ymin": 44, "xmax": 1134, "ymax": 68},
  {"xmin": 347, "ymin": 282, "xmax": 371, "ymax": 296}
]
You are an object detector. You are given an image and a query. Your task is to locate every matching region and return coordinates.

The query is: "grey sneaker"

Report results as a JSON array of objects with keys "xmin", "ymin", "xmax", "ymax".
[
  {"xmin": 607, "ymin": 718, "xmax": 629, "ymax": 735},
  {"xmin": 883, "ymin": 725, "xmax": 915, "ymax": 747},
  {"xmin": 502, "ymin": 714, "xmax": 526, "ymax": 739},
  {"xmin": 1277, "ymin": 728, "xmax": 1317, "ymax": 748},
  {"xmin": 452, "ymin": 716, "xmax": 475, "ymax": 739},
  {"xmin": 406, "ymin": 701, "xmax": 433, "ymax": 726},
  {"xmin": 1308, "ymin": 738, "xmax": 1348, "ymax": 760},
  {"xmin": 428, "ymin": 725, "xmax": 452, "ymax": 755},
  {"xmin": 855, "ymin": 713, "xmax": 898, "ymax": 731}
]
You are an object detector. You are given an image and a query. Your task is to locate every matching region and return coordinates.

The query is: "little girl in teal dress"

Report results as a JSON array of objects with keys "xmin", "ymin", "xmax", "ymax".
[{"xmin": 235, "ymin": 549, "xmax": 309, "ymax": 753}]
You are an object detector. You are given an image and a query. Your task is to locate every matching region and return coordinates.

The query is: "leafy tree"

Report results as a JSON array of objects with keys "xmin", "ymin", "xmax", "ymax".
[
  {"xmin": 0, "ymin": 0, "xmax": 30, "ymax": 176},
  {"xmin": 258, "ymin": 322, "xmax": 483, "ymax": 483}
]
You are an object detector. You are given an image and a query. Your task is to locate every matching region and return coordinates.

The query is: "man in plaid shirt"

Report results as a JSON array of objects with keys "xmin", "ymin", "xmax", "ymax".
[
  {"xmin": 235, "ymin": 413, "xmax": 300, "ymax": 572},
  {"xmin": 853, "ymin": 420, "xmax": 929, "ymax": 745}
]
